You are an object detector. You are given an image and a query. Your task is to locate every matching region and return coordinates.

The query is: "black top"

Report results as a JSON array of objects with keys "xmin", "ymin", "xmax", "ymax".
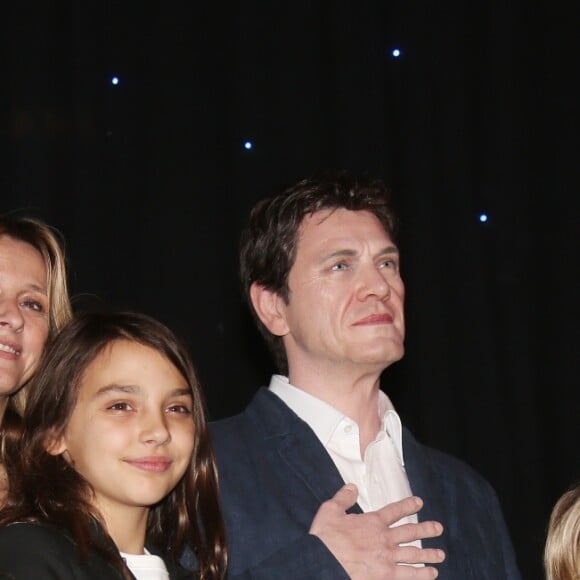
[{"xmin": 0, "ymin": 522, "xmax": 192, "ymax": 579}]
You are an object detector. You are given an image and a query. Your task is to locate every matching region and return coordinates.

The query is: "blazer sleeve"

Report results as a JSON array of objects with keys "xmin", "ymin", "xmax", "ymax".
[{"xmin": 227, "ymin": 535, "xmax": 348, "ymax": 580}]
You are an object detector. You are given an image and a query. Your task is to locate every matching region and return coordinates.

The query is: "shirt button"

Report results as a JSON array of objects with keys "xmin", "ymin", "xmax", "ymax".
[{"xmin": 344, "ymin": 425, "xmax": 353, "ymax": 434}]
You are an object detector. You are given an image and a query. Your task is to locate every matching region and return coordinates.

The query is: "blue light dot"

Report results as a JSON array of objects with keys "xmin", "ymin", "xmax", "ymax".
[
  {"xmin": 244, "ymin": 141, "xmax": 253, "ymax": 150},
  {"xmin": 392, "ymin": 49, "xmax": 401, "ymax": 58},
  {"xmin": 111, "ymin": 76, "xmax": 119, "ymax": 86},
  {"xmin": 479, "ymin": 213, "xmax": 488, "ymax": 223}
]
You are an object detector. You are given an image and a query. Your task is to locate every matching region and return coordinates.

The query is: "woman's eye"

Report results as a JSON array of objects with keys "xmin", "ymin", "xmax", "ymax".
[{"xmin": 21, "ymin": 299, "xmax": 45, "ymax": 313}]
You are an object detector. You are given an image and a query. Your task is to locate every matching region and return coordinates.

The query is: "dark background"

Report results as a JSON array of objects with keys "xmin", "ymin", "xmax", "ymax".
[{"xmin": 3, "ymin": 3, "xmax": 578, "ymax": 578}]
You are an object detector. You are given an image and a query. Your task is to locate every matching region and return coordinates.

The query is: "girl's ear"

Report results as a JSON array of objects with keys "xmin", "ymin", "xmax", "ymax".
[
  {"xmin": 249, "ymin": 283, "xmax": 290, "ymax": 337},
  {"xmin": 44, "ymin": 430, "xmax": 67, "ymax": 456}
]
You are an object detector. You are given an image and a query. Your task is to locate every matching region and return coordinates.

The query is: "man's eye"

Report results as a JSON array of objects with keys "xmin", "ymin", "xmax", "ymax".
[
  {"xmin": 381, "ymin": 259, "xmax": 398, "ymax": 270},
  {"xmin": 331, "ymin": 262, "xmax": 349, "ymax": 271}
]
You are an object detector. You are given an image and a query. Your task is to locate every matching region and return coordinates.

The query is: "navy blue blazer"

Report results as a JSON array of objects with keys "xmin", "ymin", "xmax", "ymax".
[{"xmin": 208, "ymin": 388, "xmax": 521, "ymax": 579}]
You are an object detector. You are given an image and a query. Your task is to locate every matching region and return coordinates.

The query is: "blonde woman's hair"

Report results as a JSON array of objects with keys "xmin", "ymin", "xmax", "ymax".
[
  {"xmin": 0, "ymin": 215, "xmax": 73, "ymax": 414},
  {"xmin": 545, "ymin": 483, "xmax": 580, "ymax": 580}
]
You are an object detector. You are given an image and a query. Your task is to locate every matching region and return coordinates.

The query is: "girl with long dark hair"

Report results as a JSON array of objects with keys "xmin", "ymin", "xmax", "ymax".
[{"xmin": 0, "ymin": 311, "xmax": 227, "ymax": 579}]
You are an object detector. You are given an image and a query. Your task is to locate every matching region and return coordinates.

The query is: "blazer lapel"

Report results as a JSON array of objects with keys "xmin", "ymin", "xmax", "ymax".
[
  {"xmin": 250, "ymin": 389, "xmax": 363, "ymax": 514},
  {"xmin": 402, "ymin": 428, "xmax": 452, "ymax": 553}
]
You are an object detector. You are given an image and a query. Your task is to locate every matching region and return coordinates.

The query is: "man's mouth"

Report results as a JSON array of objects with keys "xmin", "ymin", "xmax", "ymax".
[{"xmin": 352, "ymin": 313, "xmax": 394, "ymax": 326}]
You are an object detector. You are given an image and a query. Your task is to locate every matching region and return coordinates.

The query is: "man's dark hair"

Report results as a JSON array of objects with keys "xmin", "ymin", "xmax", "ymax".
[{"xmin": 240, "ymin": 172, "xmax": 399, "ymax": 374}]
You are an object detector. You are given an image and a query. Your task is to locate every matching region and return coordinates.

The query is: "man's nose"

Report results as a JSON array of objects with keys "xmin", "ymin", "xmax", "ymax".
[{"xmin": 355, "ymin": 265, "xmax": 391, "ymax": 301}]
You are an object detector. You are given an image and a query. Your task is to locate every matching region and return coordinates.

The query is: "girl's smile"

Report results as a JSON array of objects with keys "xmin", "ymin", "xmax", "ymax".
[{"xmin": 50, "ymin": 339, "xmax": 195, "ymax": 518}]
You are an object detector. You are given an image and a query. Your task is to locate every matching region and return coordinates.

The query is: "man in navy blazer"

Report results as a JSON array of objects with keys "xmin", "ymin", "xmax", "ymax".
[{"xmin": 209, "ymin": 173, "xmax": 521, "ymax": 579}]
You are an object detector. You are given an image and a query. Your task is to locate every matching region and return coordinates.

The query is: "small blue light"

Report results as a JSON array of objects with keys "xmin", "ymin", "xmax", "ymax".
[
  {"xmin": 479, "ymin": 213, "xmax": 488, "ymax": 223},
  {"xmin": 244, "ymin": 141, "xmax": 253, "ymax": 150},
  {"xmin": 111, "ymin": 76, "xmax": 119, "ymax": 86},
  {"xmin": 392, "ymin": 49, "xmax": 401, "ymax": 58}
]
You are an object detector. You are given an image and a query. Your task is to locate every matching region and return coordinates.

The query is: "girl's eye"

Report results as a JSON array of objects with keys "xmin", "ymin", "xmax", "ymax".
[
  {"xmin": 21, "ymin": 299, "xmax": 46, "ymax": 313},
  {"xmin": 108, "ymin": 402, "xmax": 133, "ymax": 412},
  {"xmin": 167, "ymin": 404, "xmax": 192, "ymax": 414}
]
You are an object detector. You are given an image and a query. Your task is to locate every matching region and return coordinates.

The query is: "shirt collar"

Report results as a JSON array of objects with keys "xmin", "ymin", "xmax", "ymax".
[{"xmin": 268, "ymin": 374, "xmax": 405, "ymax": 466}]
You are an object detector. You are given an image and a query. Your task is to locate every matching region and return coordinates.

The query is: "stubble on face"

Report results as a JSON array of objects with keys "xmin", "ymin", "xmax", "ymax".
[{"xmin": 279, "ymin": 209, "xmax": 406, "ymax": 386}]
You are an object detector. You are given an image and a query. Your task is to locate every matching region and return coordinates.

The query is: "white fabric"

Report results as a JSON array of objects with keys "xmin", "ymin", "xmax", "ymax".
[
  {"xmin": 120, "ymin": 549, "xmax": 169, "ymax": 580},
  {"xmin": 269, "ymin": 374, "xmax": 421, "ymax": 550}
]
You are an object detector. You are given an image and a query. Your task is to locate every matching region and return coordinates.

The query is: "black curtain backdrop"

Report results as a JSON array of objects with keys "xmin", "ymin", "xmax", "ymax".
[{"xmin": 3, "ymin": 3, "xmax": 578, "ymax": 579}]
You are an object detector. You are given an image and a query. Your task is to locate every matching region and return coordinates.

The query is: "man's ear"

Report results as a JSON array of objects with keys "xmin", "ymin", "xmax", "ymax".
[
  {"xmin": 250, "ymin": 283, "xmax": 290, "ymax": 337},
  {"xmin": 44, "ymin": 430, "xmax": 67, "ymax": 456}
]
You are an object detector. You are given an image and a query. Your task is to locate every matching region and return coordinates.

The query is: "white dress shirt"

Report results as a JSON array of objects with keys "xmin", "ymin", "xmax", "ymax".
[{"xmin": 269, "ymin": 374, "xmax": 421, "ymax": 547}]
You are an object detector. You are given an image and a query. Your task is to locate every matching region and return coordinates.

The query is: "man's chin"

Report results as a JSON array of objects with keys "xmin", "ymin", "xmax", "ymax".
[{"xmin": 354, "ymin": 345, "xmax": 405, "ymax": 369}]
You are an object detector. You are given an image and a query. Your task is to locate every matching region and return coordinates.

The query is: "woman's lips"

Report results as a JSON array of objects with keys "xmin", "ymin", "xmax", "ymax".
[{"xmin": 0, "ymin": 341, "xmax": 21, "ymax": 359}]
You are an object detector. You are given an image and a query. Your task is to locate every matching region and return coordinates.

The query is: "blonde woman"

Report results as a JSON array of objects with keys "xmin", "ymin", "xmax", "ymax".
[
  {"xmin": 545, "ymin": 483, "xmax": 580, "ymax": 580},
  {"xmin": 0, "ymin": 215, "xmax": 72, "ymax": 499}
]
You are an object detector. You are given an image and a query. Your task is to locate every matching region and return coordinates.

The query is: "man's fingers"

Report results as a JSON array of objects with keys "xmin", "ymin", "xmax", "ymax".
[
  {"xmin": 381, "ymin": 564, "xmax": 441, "ymax": 579},
  {"xmin": 385, "ymin": 520, "xmax": 444, "ymax": 545},
  {"xmin": 376, "ymin": 495, "xmax": 424, "ymax": 524},
  {"xmin": 327, "ymin": 483, "xmax": 359, "ymax": 511},
  {"xmin": 390, "ymin": 545, "xmax": 446, "ymax": 565}
]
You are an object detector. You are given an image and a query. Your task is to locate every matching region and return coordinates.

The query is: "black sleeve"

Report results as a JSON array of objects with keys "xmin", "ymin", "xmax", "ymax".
[{"xmin": 0, "ymin": 524, "xmax": 82, "ymax": 579}]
